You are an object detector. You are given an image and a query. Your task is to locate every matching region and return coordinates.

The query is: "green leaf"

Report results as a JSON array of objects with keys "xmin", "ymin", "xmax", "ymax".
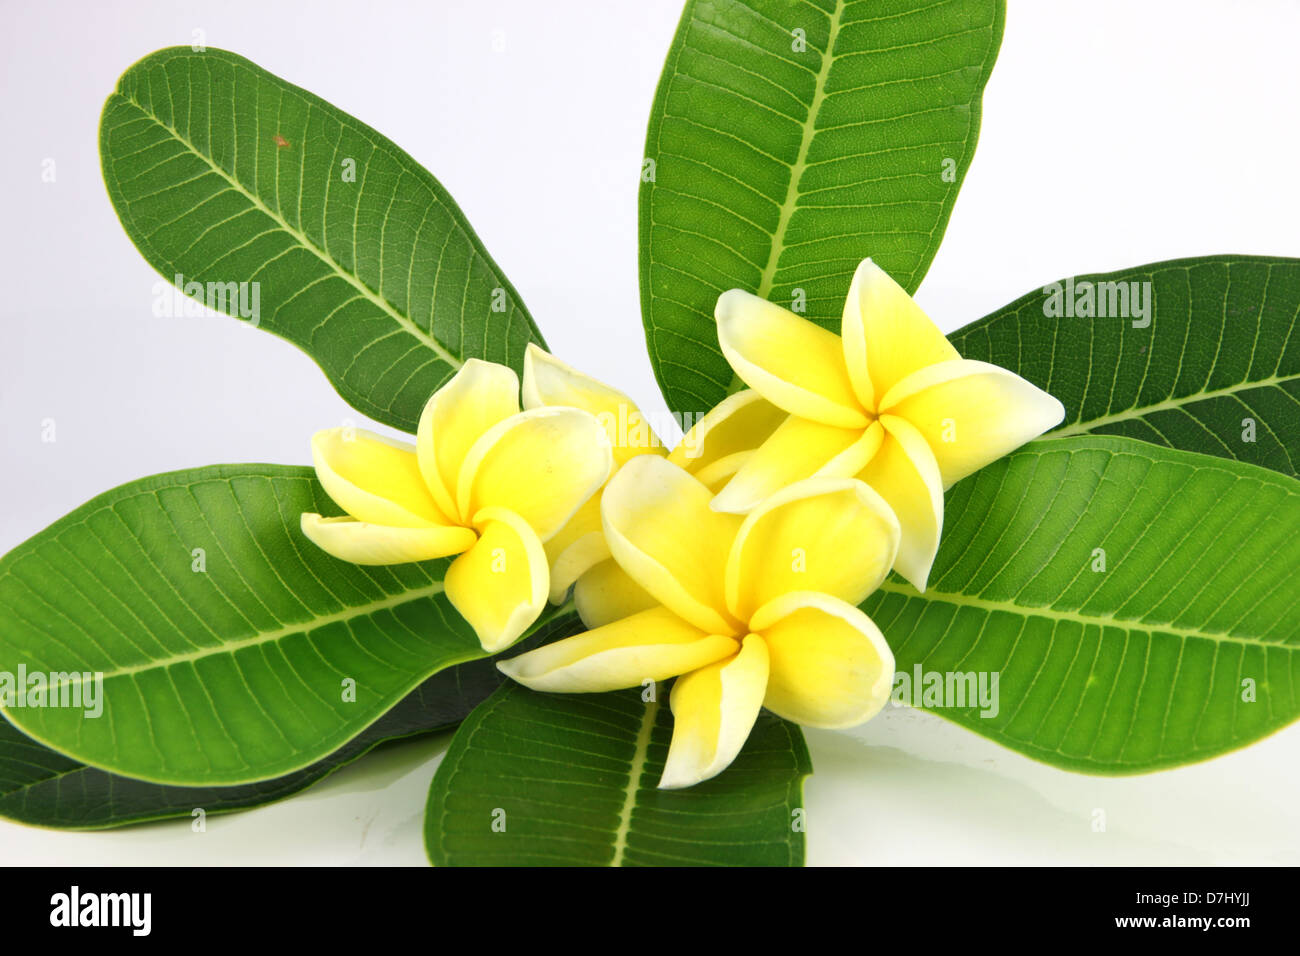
[
  {"xmin": 862, "ymin": 435, "xmax": 1300, "ymax": 773},
  {"xmin": 0, "ymin": 613, "xmax": 581, "ymax": 830},
  {"xmin": 951, "ymin": 255, "xmax": 1300, "ymax": 478},
  {"xmin": 0, "ymin": 464, "xmax": 504, "ymax": 786},
  {"xmin": 101, "ymin": 47, "xmax": 542, "ymax": 433},
  {"xmin": 0, "ymin": 661, "xmax": 474, "ymax": 830},
  {"xmin": 424, "ymin": 683, "xmax": 811, "ymax": 866},
  {"xmin": 640, "ymin": 0, "xmax": 1005, "ymax": 413}
]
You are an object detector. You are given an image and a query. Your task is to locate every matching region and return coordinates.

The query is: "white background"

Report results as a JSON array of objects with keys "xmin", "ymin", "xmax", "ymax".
[{"xmin": 1, "ymin": 0, "xmax": 1297, "ymax": 865}]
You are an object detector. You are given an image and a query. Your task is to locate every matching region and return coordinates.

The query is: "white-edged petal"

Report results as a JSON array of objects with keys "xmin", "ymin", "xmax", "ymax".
[
  {"xmin": 659, "ymin": 634, "xmax": 769, "ymax": 790},
  {"xmin": 724, "ymin": 476, "xmax": 899, "ymax": 621},
  {"xmin": 716, "ymin": 289, "xmax": 868, "ymax": 428},
  {"xmin": 458, "ymin": 407, "xmax": 613, "ymax": 542},
  {"xmin": 855, "ymin": 415, "xmax": 944, "ymax": 592},
  {"xmin": 523, "ymin": 343, "xmax": 665, "ymax": 464},
  {"xmin": 600, "ymin": 456, "xmax": 742, "ymax": 634},
  {"xmin": 840, "ymin": 258, "xmax": 959, "ymax": 404},
  {"xmin": 881, "ymin": 358, "xmax": 1065, "ymax": 488},
  {"xmin": 668, "ymin": 389, "xmax": 786, "ymax": 479},
  {"xmin": 573, "ymin": 559, "xmax": 660, "ymax": 629},
  {"xmin": 710, "ymin": 416, "xmax": 882, "ymax": 514},
  {"xmin": 541, "ymin": 493, "xmax": 610, "ymax": 604},
  {"xmin": 311, "ymin": 428, "xmax": 449, "ymax": 527},
  {"xmin": 416, "ymin": 359, "xmax": 521, "ymax": 520},
  {"xmin": 750, "ymin": 590, "xmax": 894, "ymax": 729},
  {"xmin": 444, "ymin": 506, "xmax": 549, "ymax": 653},
  {"xmin": 300, "ymin": 514, "xmax": 474, "ymax": 565},
  {"xmin": 497, "ymin": 606, "xmax": 736, "ymax": 693}
]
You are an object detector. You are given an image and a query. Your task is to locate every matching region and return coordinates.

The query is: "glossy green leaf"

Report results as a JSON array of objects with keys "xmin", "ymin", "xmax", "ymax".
[
  {"xmin": 951, "ymin": 256, "xmax": 1300, "ymax": 477},
  {"xmin": 0, "ymin": 659, "xmax": 477, "ymax": 830},
  {"xmin": 640, "ymin": 0, "xmax": 1005, "ymax": 413},
  {"xmin": 0, "ymin": 464, "xmax": 528, "ymax": 787},
  {"xmin": 0, "ymin": 612, "xmax": 580, "ymax": 830},
  {"xmin": 101, "ymin": 47, "xmax": 542, "ymax": 433},
  {"xmin": 424, "ymin": 683, "xmax": 810, "ymax": 866},
  {"xmin": 862, "ymin": 435, "xmax": 1300, "ymax": 773}
]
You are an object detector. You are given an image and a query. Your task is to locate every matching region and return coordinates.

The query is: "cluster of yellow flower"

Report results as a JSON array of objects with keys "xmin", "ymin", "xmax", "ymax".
[{"xmin": 300, "ymin": 259, "xmax": 1063, "ymax": 789}]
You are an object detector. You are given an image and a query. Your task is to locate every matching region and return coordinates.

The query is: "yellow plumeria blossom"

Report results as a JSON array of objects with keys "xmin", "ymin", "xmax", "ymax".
[
  {"xmin": 300, "ymin": 359, "xmax": 613, "ymax": 653},
  {"xmin": 498, "ymin": 454, "xmax": 900, "ymax": 789},
  {"xmin": 711, "ymin": 257, "xmax": 1065, "ymax": 592}
]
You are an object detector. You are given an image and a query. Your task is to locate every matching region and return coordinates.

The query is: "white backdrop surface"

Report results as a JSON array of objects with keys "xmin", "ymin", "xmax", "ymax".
[{"xmin": 1, "ymin": 0, "xmax": 1297, "ymax": 865}]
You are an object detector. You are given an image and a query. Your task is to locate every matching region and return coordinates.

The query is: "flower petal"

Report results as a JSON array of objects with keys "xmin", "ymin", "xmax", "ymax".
[
  {"xmin": 659, "ymin": 634, "xmax": 769, "ymax": 790},
  {"xmin": 716, "ymin": 289, "xmax": 869, "ymax": 428},
  {"xmin": 601, "ymin": 455, "xmax": 742, "ymax": 634},
  {"xmin": 497, "ymin": 606, "xmax": 737, "ymax": 693},
  {"xmin": 840, "ymin": 258, "xmax": 959, "ymax": 404},
  {"xmin": 444, "ymin": 507, "xmax": 549, "ymax": 653},
  {"xmin": 312, "ymin": 428, "xmax": 449, "ymax": 527},
  {"xmin": 668, "ymin": 389, "xmax": 786, "ymax": 481},
  {"xmin": 523, "ymin": 344, "xmax": 664, "ymax": 465},
  {"xmin": 694, "ymin": 452, "xmax": 753, "ymax": 492},
  {"xmin": 458, "ymin": 407, "xmax": 613, "ymax": 542},
  {"xmin": 416, "ymin": 359, "xmax": 521, "ymax": 520},
  {"xmin": 543, "ymin": 494, "xmax": 610, "ymax": 603},
  {"xmin": 881, "ymin": 358, "xmax": 1066, "ymax": 488},
  {"xmin": 750, "ymin": 591, "xmax": 894, "ymax": 728},
  {"xmin": 300, "ymin": 514, "xmax": 474, "ymax": 565},
  {"xmin": 725, "ymin": 477, "xmax": 899, "ymax": 621},
  {"xmin": 573, "ymin": 559, "xmax": 660, "ymax": 628},
  {"xmin": 710, "ymin": 415, "xmax": 883, "ymax": 514},
  {"xmin": 856, "ymin": 415, "xmax": 944, "ymax": 592}
]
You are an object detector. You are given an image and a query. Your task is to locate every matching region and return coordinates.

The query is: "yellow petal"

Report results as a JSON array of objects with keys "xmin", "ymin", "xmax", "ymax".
[
  {"xmin": 458, "ymin": 407, "xmax": 613, "ymax": 542},
  {"xmin": 444, "ymin": 507, "xmax": 549, "ymax": 653},
  {"xmin": 523, "ymin": 344, "xmax": 664, "ymax": 465},
  {"xmin": 660, "ymin": 634, "xmax": 769, "ymax": 790},
  {"xmin": 840, "ymin": 258, "xmax": 959, "ymax": 404},
  {"xmin": 543, "ymin": 493, "xmax": 610, "ymax": 604},
  {"xmin": 417, "ymin": 359, "xmax": 521, "ymax": 520},
  {"xmin": 725, "ymin": 477, "xmax": 899, "ymax": 622},
  {"xmin": 881, "ymin": 359, "xmax": 1065, "ymax": 488},
  {"xmin": 710, "ymin": 415, "xmax": 883, "ymax": 514},
  {"xmin": 694, "ymin": 452, "xmax": 753, "ymax": 492},
  {"xmin": 496, "ymin": 606, "xmax": 737, "ymax": 693},
  {"xmin": 300, "ymin": 514, "xmax": 474, "ymax": 565},
  {"xmin": 572, "ymin": 559, "xmax": 659, "ymax": 628},
  {"xmin": 715, "ymin": 289, "xmax": 869, "ymax": 428},
  {"xmin": 751, "ymin": 591, "xmax": 894, "ymax": 729},
  {"xmin": 668, "ymin": 388, "xmax": 786, "ymax": 479},
  {"xmin": 600, "ymin": 456, "xmax": 742, "ymax": 634},
  {"xmin": 311, "ymin": 428, "xmax": 448, "ymax": 527},
  {"xmin": 856, "ymin": 415, "xmax": 944, "ymax": 592}
]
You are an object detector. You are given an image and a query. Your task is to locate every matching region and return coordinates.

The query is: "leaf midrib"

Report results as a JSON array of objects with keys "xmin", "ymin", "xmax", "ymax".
[
  {"xmin": 875, "ymin": 579, "xmax": 1291, "ymax": 648},
  {"xmin": 723, "ymin": 0, "xmax": 845, "ymax": 394},
  {"xmin": 1048, "ymin": 371, "xmax": 1300, "ymax": 439},
  {"xmin": 113, "ymin": 91, "xmax": 464, "ymax": 371},
  {"xmin": 609, "ymin": 693, "xmax": 660, "ymax": 867},
  {"xmin": 754, "ymin": 0, "xmax": 845, "ymax": 301},
  {"xmin": 16, "ymin": 581, "xmax": 451, "ymax": 689}
]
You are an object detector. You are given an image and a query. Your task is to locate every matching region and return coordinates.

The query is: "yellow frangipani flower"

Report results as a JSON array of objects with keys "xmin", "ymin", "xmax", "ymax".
[
  {"xmin": 300, "ymin": 359, "xmax": 613, "ymax": 653},
  {"xmin": 520, "ymin": 344, "xmax": 788, "ymax": 629},
  {"xmin": 710, "ymin": 257, "xmax": 1065, "ymax": 591},
  {"xmin": 498, "ymin": 454, "xmax": 900, "ymax": 790}
]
